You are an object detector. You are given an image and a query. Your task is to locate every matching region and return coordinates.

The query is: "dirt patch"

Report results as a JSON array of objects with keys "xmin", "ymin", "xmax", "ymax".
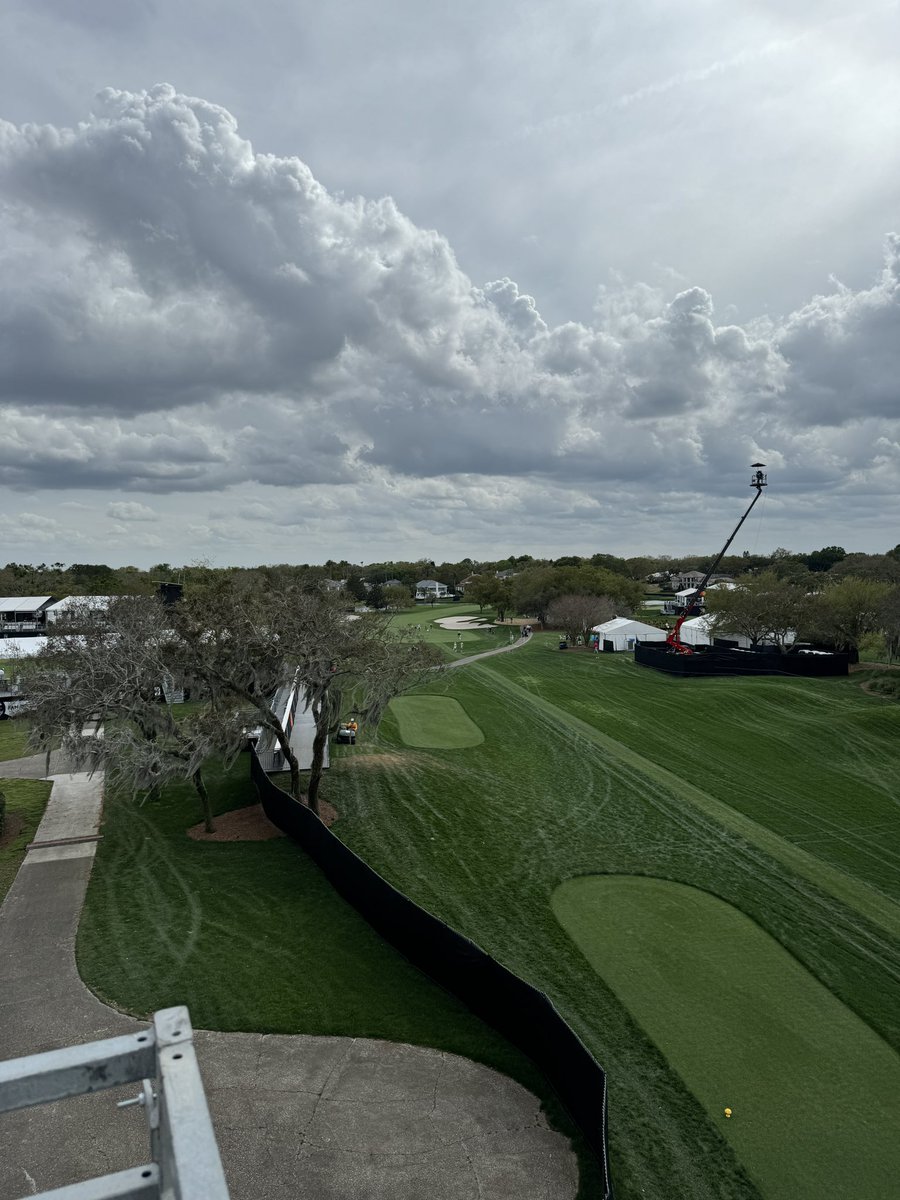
[
  {"xmin": 347, "ymin": 752, "xmax": 409, "ymax": 770},
  {"xmin": 187, "ymin": 800, "xmax": 338, "ymax": 841},
  {"xmin": 0, "ymin": 812, "xmax": 25, "ymax": 850}
]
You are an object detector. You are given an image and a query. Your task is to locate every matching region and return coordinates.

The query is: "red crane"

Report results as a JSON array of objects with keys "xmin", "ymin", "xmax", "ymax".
[{"xmin": 666, "ymin": 465, "xmax": 768, "ymax": 654}]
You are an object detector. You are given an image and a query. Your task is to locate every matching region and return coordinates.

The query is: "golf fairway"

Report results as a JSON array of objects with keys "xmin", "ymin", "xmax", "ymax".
[{"xmin": 552, "ymin": 875, "xmax": 900, "ymax": 1200}]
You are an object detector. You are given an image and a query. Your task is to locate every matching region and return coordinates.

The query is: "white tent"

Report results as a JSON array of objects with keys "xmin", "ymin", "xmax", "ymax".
[
  {"xmin": 679, "ymin": 616, "xmax": 795, "ymax": 649},
  {"xmin": 45, "ymin": 596, "xmax": 114, "ymax": 622},
  {"xmin": 678, "ymin": 615, "xmax": 720, "ymax": 647},
  {"xmin": 591, "ymin": 617, "xmax": 668, "ymax": 652}
]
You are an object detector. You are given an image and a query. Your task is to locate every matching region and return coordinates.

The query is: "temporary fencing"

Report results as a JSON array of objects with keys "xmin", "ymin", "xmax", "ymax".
[
  {"xmin": 634, "ymin": 643, "xmax": 850, "ymax": 676},
  {"xmin": 251, "ymin": 750, "xmax": 613, "ymax": 1198}
]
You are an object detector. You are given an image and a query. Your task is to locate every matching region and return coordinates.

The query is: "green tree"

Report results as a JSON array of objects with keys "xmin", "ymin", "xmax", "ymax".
[
  {"xmin": 802, "ymin": 577, "xmax": 892, "ymax": 651},
  {"xmin": 465, "ymin": 575, "xmax": 500, "ymax": 612},
  {"xmin": 344, "ymin": 574, "xmax": 368, "ymax": 602},
  {"xmin": 176, "ymin": 582, "xmax": 440, "ymax": 815},
  {"xmin": 367, "ymin": 581, "xmax": 386, "ymax": 609},
  {"xmin": 494, "ymin": 581, "xmax": 513, "ymax": 622},
  {"xmin": 879, "ymin": 588, "xmax": 900, "ymax": 664},
  {"xmin": 830, "ymin": 554, "xmax": 900, "ymax": 584},
  {"xmin": 704, "ymin": 573, "xmax": 809, "ymax": 649},
  {"xmin": 806, "ymin": 546, "xmax": 846, "ymax": 573},
  {"xmin": 512, "ymin": 565, "xmax": 640, "ymax": 624},
  {"xmin": 384, "ymin": 584, "xmax": 412, "ymax": 610},
  {"xmin": 24, "ymin": 597, "xmax": 241, "ymax": 832}
]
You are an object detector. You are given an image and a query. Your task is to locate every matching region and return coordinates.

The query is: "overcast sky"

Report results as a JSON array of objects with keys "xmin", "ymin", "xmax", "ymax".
[{"xmin": 1, "ymin": 0, "xmax": 899, "ymax": 568}]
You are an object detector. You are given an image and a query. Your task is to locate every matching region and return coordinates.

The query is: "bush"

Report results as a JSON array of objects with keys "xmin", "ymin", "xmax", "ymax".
[{"xmin": 864, "ymin": 671, "xmax": 900, "ymax": 700}]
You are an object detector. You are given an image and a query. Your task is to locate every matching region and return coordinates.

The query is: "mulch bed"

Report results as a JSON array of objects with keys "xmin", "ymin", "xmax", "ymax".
[{"xmin": 186, "ymin": 800, "xmax": 338, "ymax": 842}]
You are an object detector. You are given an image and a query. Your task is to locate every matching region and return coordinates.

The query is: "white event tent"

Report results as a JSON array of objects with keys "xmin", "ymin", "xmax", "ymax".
[
  {"xmin": 679, "ymin": 616, "xmax": 795, "ymax": 649},
  {"xmin": 592, "ymin": 617, "xmax": 668, "ymax": 652}
]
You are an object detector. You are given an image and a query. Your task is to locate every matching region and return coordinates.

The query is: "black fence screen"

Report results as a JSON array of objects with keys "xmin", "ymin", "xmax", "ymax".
[
  {"xmin": 634, "ymin": 643, "xmax": 849, "ymax": 677},
  {"xmin": 251, "ymin": 752, "xmax": 613, "ymax": 1198}
]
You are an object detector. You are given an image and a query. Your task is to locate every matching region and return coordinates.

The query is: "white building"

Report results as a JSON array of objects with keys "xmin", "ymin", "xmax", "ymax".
[
  {"xmin": 592, "ymin": 617, "xmax": 669, "ymax": 652},
  {"xmin": 414, "ymin": 579, "xmax": 450, "ymax": 601}
]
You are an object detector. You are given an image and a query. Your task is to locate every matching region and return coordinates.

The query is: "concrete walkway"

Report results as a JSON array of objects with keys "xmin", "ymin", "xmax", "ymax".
[
  {"xmin": 0, "ymin": 759, "xmax": 577, "ymax": 1200},
  {"xmin": 448, "ymin": 631, "xmax": 534, "ymax": 669}
]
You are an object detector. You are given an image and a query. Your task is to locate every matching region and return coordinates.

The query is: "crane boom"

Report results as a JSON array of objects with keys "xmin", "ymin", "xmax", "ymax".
[{"xmin": 666, "ymin": 466, "xmax": 767, "ymax": 653}]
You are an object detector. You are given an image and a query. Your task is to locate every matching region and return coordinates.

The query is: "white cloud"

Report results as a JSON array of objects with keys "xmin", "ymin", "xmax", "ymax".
[
  {"xmin": 0, "ymin": 84, "xmax": 898, "ymax": 560},
  {"xmin": 106, "ymin": 501, "xmax": 157, "ymax": 521}
]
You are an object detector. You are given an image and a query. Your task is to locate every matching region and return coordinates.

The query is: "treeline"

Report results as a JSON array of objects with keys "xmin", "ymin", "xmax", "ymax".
[{"xmin": 3, "ymin": 544, "xmax": 900, "ymax": 603}]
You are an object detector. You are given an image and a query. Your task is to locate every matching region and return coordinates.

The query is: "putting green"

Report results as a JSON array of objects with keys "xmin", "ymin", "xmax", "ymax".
[
  {"xmin": 552, "ymin": 875, "xmax": 900, "ymax": 1200},
  {"xmin": 390, "ymin": 695, "xmax": 484, "ymax": 749}
]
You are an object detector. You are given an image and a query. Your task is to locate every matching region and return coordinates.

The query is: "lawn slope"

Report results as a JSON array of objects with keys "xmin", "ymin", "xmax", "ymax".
[
  {"xmin": 326, "ymin": 640, "xmax": 900, "ymax": 1199},
  {"xmin": 77, "ymin": 758, "xmax": 601, "ymax": 1197},
  {"xmin": 553, "ymin": 875, "xmax": 900, "ymax": 1200}
]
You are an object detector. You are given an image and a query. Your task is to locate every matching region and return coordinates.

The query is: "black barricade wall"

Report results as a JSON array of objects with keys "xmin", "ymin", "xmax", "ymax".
[
  {"xmin": 634, "ymin": 644, "xmax": 849, "ymax": 677},
  {"xmin": 251, "ymin": 752, "xmax": 613, "ymax": 1198}
]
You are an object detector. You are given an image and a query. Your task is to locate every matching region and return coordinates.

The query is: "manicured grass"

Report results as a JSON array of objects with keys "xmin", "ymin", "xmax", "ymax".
[
  {"xmin": 75, "ymin": 634, "xmax": 900, "ymax": 1199},
  {"xmin": 553, "ymin": 875, "xmax": 900, "ymax": 1200},
  {"xmin": 77, "ymin": 756, "xmax": 600, "ymax": 1198},
  {"xmin": 390, "ymin": 695, "xmax": 484, "ymax": 748},
  {"xmin": 0, "ymin": 719, "xmax": 30, "ymax": 763},
  {"xmin": 323, "ymin": 637, "xmax": 900, "ymax": 1199},
  {"xmin": 387, "ymin": 602, "xmax": 503, "ymax": 659},
  {"xmin": 0, "ymin": 779, "xmax": 52, "ymax": 903}
]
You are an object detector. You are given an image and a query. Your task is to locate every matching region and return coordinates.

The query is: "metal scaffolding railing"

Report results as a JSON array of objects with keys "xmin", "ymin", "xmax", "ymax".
[{"xmin": 0, "ymin": 1006, "xmax": 229, "ymax": 1200}]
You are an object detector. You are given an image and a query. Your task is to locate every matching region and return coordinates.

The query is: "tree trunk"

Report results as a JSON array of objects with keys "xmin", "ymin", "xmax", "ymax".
[
  {"xmin": 259, "ymin": 700, "xmax": 303, "ymax": 804},
  {"xmin": 192, "ymin": 768, "xmax": 215, "ymax": 833},
  {"xmin": 307, "ymin": 697, "xmax": 329, "ymax": 817}
]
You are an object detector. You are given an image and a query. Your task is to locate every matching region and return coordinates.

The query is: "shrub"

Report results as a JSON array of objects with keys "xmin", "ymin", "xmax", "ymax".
[{"xmin": 865, "ymin": 671, "xmax": 900, "ymax": 700}]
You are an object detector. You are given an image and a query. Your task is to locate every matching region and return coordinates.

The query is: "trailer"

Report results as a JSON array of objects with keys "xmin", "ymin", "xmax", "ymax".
[{"xmin": 250, "ymin": 679, "xmax": 330, "ymax": 774}]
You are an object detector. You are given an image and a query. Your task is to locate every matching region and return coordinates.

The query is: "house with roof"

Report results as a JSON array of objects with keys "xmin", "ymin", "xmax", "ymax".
[{"xmin": 414, "ymin": 579, "xmax": 450, "ymax": 602}]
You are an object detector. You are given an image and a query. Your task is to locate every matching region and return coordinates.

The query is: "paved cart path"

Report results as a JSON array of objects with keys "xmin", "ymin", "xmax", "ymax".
[
  {"xmin": 0, "ymin": 760, "xmax": 576, "ymax": 1200},
  {"xmin": 447, "ymin": 630, "xmax": 534, "ymax": 669}
]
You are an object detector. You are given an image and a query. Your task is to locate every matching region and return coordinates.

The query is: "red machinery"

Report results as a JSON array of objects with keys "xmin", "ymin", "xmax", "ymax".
[{"xmin": 666, "ymin": 465, "xmax": 767, "ymax": 654}]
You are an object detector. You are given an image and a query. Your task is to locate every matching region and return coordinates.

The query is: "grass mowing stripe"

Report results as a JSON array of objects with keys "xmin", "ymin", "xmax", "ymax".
[
  {"xmin": 474, "ymin": 658, "xmax": 900, "ymax": 943},
  {"xmin": 76, "ymin": 759, "xmax": 602, "ymax": 1199},
  {"xmin": 553, "ymin": 876, "xmax": 900, "ymax": 1200},
  {"xmin": 330, "ymin": 650, "xmax": 900, "ymax": 1196}
]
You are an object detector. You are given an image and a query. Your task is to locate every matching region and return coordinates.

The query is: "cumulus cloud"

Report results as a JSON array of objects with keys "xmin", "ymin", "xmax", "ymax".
[
  {"xmin": 106, "ymin": 501, "xmax": 157, "ymax": 520},
  {"xmin": 0, "ymin": 83, "xmax": 897, "ymax": 532}
]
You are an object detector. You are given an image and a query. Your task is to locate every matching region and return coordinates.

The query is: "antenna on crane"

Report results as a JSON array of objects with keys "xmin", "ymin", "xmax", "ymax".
[{"xmin": 666, "ymin": 464, "xmax": 768, "ymax": 654}]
